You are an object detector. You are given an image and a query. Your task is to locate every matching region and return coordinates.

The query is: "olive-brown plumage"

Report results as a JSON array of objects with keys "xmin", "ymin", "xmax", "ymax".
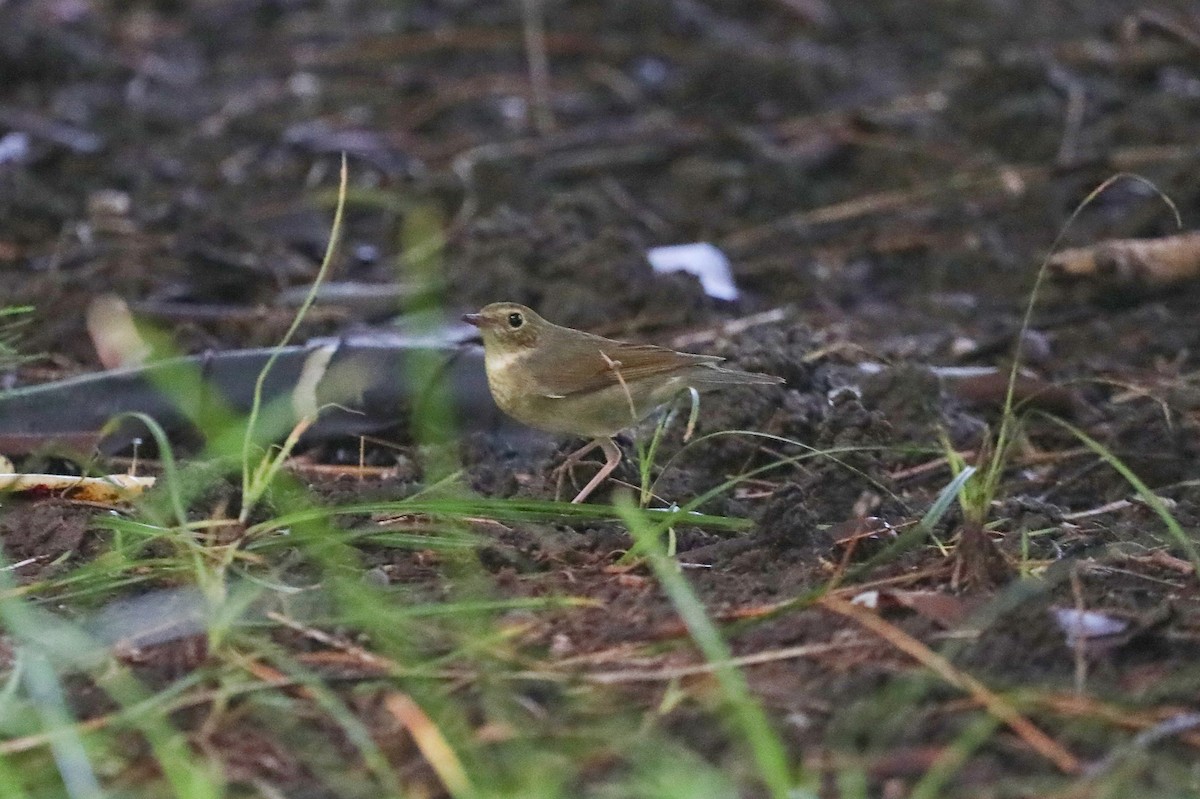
[{"xmin": 464, "ymin": 302, "xmax": 783, "ymax": 503}]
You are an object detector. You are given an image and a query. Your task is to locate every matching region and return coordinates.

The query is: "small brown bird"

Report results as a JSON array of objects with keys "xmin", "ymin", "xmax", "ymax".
[{"xmin": 463, "ymin": 302, "xmax": 784, "ymax": 503}]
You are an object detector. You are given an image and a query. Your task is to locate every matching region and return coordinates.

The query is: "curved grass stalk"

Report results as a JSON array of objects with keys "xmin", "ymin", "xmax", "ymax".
[
  {"xmin": 661, "ymin": 434, "xmax": 916, "ymax": 517},
  {"xmin": 106, "ymin": 411, "xmax": 188, "ymax": 528},
  {"xmin": 1037, "ymin": 412, "xmax": 1199, "ymax": 577},
  {"xmin": 239, "ymin": 155, "xmax": 348, "ymax": 523},
  {"xmin": 986, "ymin": 173, "xmax": 1180, "ymax": 528}
]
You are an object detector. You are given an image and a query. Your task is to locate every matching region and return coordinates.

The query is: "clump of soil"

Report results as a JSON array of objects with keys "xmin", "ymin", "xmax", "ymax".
[
  {"xmin": 0, "ymin": 500, "xmax": 93, "ymax": 582},
  {"xmin": 447, "ymin": 189, "xmax": 713, "ymax": 330}
]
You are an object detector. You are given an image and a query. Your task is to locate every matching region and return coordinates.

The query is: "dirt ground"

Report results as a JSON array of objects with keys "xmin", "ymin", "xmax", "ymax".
[{"xmin": 3, "ymin": 0, "xmax": 1200, "ymax": 795}]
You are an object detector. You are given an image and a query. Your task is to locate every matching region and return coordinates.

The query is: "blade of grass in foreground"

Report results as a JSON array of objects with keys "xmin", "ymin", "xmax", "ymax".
[
  {"xmin": 0, "ymin": 551, "xmax": 105, "ymax": 799},
  {"xmin": 0, "ymin": 552, "xmax": 223, "ymax": 799},
  {"xmin": 0, "ymin": 753, "xmax": 32, "ymax": 799},
  {"xmin": 245, "ymin": 497, "xmax": 752, "ymax": 538},
  {"xmin": 908, "ymin": 713, "xmax": 1001, "ymax": 799},
  {"xmin": 248, "ymin": 644, "xmax": 408, "ymax": 798},
  {"xmin": 616, "ymin": 496, "xmax": 816, "ymax": 799}
]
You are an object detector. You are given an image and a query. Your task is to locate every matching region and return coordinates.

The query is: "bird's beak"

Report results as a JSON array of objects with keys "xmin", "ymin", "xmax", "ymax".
[{"xmin": 462, "ymin": 313, "xmax": 483, "ymax": 327}]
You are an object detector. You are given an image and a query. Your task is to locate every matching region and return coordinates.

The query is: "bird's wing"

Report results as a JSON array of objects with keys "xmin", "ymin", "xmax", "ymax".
[{"xmin": 526, "ymin": 339, "xmax": 722, "ymax": 398}]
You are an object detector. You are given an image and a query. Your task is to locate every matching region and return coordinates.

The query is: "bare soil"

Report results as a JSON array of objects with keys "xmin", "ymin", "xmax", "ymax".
[{"xmin": 3, "ymin": 0, "xmax": 1200, "ymax": 794}]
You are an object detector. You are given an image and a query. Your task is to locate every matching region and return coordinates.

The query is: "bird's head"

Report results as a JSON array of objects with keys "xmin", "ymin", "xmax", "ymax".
[{"xmin": 462, "ymin": 302, "xmax": 546, "ymax": 355}]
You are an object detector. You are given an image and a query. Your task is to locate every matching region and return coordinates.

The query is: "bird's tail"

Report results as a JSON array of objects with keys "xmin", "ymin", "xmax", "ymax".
[{"xmin": 690, "ymin": 364, "xmax": 785, "ymax": 388}]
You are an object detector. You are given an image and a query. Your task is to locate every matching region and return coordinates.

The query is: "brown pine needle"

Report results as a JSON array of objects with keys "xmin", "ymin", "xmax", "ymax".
[{"xmin": 819, "ymin": 594, "xmax": 1082, "ymax": 775}]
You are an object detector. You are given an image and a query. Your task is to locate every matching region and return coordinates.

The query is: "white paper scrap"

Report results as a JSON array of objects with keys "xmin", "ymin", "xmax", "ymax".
[{"xmin": 647, "ymin": 242, "xmax": 739, "ymax": 301}]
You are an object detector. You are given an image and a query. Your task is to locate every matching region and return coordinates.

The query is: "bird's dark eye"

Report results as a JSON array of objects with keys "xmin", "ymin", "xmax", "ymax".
[{"xmin": 507, "ymin": 312, "xmax": 524, "ymax": 329}]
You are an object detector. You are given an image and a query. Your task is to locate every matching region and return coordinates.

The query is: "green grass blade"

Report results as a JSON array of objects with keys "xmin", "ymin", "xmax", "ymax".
[
  {"xmin": 245, "ymin": 497, "xmax": 752, "ymax": 538},
  {"xmin": 1038, "ymin": 413, "xmax": 1200, "ymax": 578},
  {"xmin": 615, "ymin": 497, "xmax": 815, "ymax": 799},
  {"xmin": 909, "ymin": 714, "xmax": 1001, "ymax": 799},
  {"xmin": 241, "ymin": 154, "xmax": 348, "ymax": 521},
  {"xmin": 107, "ymin": 412, "xmax": 188, "ymax": 528},
  {"xmin": 919, "ymin": 465, "xmax": 977, "ymax": 536}
]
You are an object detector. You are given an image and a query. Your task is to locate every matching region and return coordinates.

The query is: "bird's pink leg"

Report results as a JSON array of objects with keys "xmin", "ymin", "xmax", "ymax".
[
  {"xmin": 552, "ymin": 439, "xmax": 600, "ymax": 501},
  {"xmin": 570, "ymin": 437, "xmax": 622, "ymax": 504}
]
